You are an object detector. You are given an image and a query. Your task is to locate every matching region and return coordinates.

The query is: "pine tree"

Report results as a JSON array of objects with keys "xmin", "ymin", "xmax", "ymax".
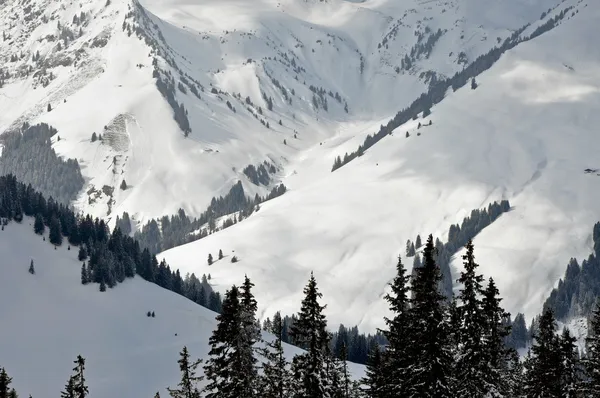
[
  {"xmin": 259, "ymin": 311, "xmax": 291, "ymax": 398},
  {"xmin": 167, "ymin": 346, "xmax": 203, "ymax": 398},
  {"xmin": 380, "ymin": 255, "xmax": 410, "ymax": 396},
  {"xmin": 34, "ymin": 213, "xmax": 44, "ymax": 234},
  {"xmin": 482, "ymin": 277, "xmax": 512, "ymax": 395},
  {"xmin": 61, "ymin": 377, "xmax": 76, "ymax": 398},
  {"xmin": 66, "ymin": 355, "xmax": 89, "ymax": 398},
  {"xmin": 415, "ymin": 234, "xmax": 422, "ymax": 249},
  {"xmin": 238, "ymin": 275, "xmax": 259, "ymax": 396},
  {"xmin": 406, "ymin": 235, "xmax": 454, "ymax": 397},
  {"xmin": 29, "ymin": 259, "xmax": 35, "ymax": 274},
  {"xmin": 99, "ymin": 279, "xmax": 106, "ymax": 292},
  {"xmin": 0, "ymin": 367, "xmax": 14, "ymax": 398},
  {"xmin": 78, "ymin": 245, "xmax": 87, "ymax": 261},
  {"xmin": 207, "ymin": 254, "xmax": 213, "ymax": 265},
  {"xmin": 203, "ymin": 286, "xmax": 246, "ymax": 398},
  {"xmin": 455, "ymin": 240, "xmax": 488, "ymax": 397},
  {"xmin": 559, "ymin": 328, "xmax": 581, "ymax": 397},
  {"xmin": 584, "ymin": 299, "xmax": 600, "ymax": 395},
  {"xmin": 523, "ymin": 309, "xmax": 562, "ymax": 397},
  {"xmin": 361, "ymin": 344, "xmax": 386, "ymax": 398},
  {"xmin": 49, "ymin": 215, "xmax": 62, "ymax": 246},
  {"xmin": 81, "ymin": 263, "xmax": 88, "ymax": 284},
  {"xmin": 218, "ymin": 249, "xmax": 223, "ymax": 260},
  {"xmin": 290, "ymin": 272, "xmax": 329, "ymax": 398}
]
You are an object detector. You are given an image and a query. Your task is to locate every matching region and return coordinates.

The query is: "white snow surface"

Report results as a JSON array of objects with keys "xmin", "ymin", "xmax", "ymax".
[
  {"xmin": 159, "ymin": 0, "xmax": 600, "ymax": 332},
  {"xmin": 0, "ymin": 220, "xmax": 363, "ymax": 397},
  {"xmin": 1, "ymin": 0, "xmax": 599, "ymax": 336}
]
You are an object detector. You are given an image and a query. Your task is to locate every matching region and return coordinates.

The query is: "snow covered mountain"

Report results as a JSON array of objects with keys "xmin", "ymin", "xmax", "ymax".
[
  {"xmin": 0, "ymin": 218, "xmax": 365, "ymax": 396},
  {"xmin": 1, "ymin": 0, "xmax": 599, "ymax": 339}
]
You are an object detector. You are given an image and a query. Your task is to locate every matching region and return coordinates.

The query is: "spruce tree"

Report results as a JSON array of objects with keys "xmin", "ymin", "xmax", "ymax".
[
  {"xmin": 406, "ymin": 235, "xmax": 454, "ymax": 397},
  {"xmin": 81, "ymin": 263, "xmax": 88, "ymax": 285},
  {"xmin": 167, "ymin": 346, "xmax": 203, "ymax": 398},
  {"xmin": 455, "ymin": 240, "xmax": 488, "ymax": 397},
  {"xmin": 290, "ymin": 272, "xmax": 329, "ymax": 398},
  {"xmin": 380, "ymin": 255, "xmax": 410, "ymax": 396},
  {"xmin": 585, "ymin": 299, "xmax": 600, "ymax": 396},
  {"xmin": 203, "ymin": 286, "xmax": 246, "ymax": 398},
  {"xmin": 218, "ymin": 249, "xmax": 223, "ymax": 260},
  {"xmin": 34, "ymin": 213, "xmax": 44, "ymax": 234},
  {"xmin": 482, "ymin": 277, "xmax": 511, "ymax": 395},
  {"xmin": 49, "ymin": 215, "xmax": 62, "ymax": 246},
  {"xmin": 66, "ymin": 355, "xmax": 89, "ymax": 398},
  {"xmin": 523, "ymin": 309, "xmax": 562, "ymax": 397},
  {"xmin": 238, "ymin": 275, "xmax": 259, "ymax": 397},
  {"xmin": 78, "ymin": 245, "xmax": 87, "ymax": 261},
  {"xmin": 559, "ymin": 328, "xmax": 581, "ymax": 397},
  {"xmin": 29, "ymin": 259, "xmax": 35, "ymax": 275},
  {"xmin": 0, "ymin": 367, "xmax": 14, "ymax": 398},
  {"xmin": 361, "ymin": 345, "xmax": 386, "ymax": 398},
  {"xmin": 258, "ymin": 311, "xmax": 291, "ymax": 398},
  {"xmin": 207, "ymin": 254, "xmax": 213, "ymax": 265},
  {"xmin": 61, "ymin": 377, "xmax": 76, "ymax": 398}
]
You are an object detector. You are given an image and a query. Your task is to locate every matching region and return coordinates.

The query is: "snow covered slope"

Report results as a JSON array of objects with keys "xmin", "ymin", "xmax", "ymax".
[
  {"xmin": 160, "ymin": 0, "xmax": 600, "ymax": 331},
  {"xmin": 0, "ymin": 0, "xmax": 557, "ymax": 222},
  {"xmin": 0, "ymin": 220, "xmax": 363, "ymax": 396}
]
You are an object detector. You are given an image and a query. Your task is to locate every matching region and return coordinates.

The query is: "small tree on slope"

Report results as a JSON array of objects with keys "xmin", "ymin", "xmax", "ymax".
[{"xmin": 167, "ymin": 346, "xmax": 203, "ymax": 398}]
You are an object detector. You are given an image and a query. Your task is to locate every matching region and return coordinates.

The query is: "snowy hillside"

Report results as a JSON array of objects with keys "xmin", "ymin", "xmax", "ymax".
[
  {"xmin": 159, "ymin": 0, "xmax": 600, "ymax": 331},
  {"xmin": 0, "ymin": 219, "xmax": 364, "ymax": 396},
  {"xmin": 0, "ymin": 0, "xmax": 559, "ymax": 222}
]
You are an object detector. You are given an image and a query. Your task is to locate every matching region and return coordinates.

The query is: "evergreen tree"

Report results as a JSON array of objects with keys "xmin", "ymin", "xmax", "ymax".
[
  {"xmin": 81, "ymin": 263, "xmax": 88, "ymax": 285},
  {"xmin": 218, "ymin": 249, "xmax": 223, "ymax": 260},
  {"xmin": 259, "ymin": 311, "xmax": 291, "ymax": 398},
  {"xmin": 559, "ymin": 328, "xmax": 581, "ymax": 397},
  {"xmin": 61, "ymin": 377, "xmax": 76, "ymax": 398},
  {"xmin": 380, "ymin": 255, "xmax": 410, "ymax": 396},
  {"xmin": 203, "ymin": 286, "xmax": 246, "ymax": 398},
  {"xmin": 78, "ymin": 245, "xmax": 87, "ymax": 261},
  {"xmin": 584, "ymin": 299, "xmax": 600, "ymax": 396},
  {"xmin": 99, "ymin": 279, "xmax": 106, "ymax": 292},
  {"xmin": 523, "ymin": 309, "xmax": 562, "ymax": 397},
  {"xmin": 415, "ymin": 234, "xmax": 422, "ymax": 249},
  {"xmin": 455, "ymin": 240, "xmax": 488, "ymax": 397},
  {"xmin": 289, "ymin": 273, "xmax": 329, "ymax": 398},
  {"xmin": 482, "ymin": 277, "xmax": 512, "ymax": 395},
  {"xmin": 406, "ymin": 235, "xmax": 454, "ymax": 397},
  {"xmin": 167, "ymin": 346, "xmax": 203, "ymax": 398},
  {"xmin": 207, "ymin": 254, "xmax": 213, "ymax": 265},
  {"xmin": 67, "ymin": 355, "xmax": 89, "ymax": 398},
  {"xmin": 34, "ymin": 213, "xmax": 44, "ymax": 234},
  {"xmin": 28, "ymin": 259, "xmax": 35, "ymax": 275},
  {"xmin": 361, "ymin": 344, "xmax": 386, "ymax": 398},
  {"xmin": 405, "ymin": 240, "xmax": 415, "ymax": 257},
  {"xmin": 49, "ymin": 215, "xmax": 62, "ymax": 245},
  {"xmin": 0, "ymin": 368, "xmax": 14, "ymax": 398},
  {"xmin": 238, "ymin": 275, "xmax": 260, "ymax": 396}
]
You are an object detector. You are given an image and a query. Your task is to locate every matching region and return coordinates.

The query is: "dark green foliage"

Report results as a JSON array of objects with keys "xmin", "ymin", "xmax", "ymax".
[
  {"xmin": 167, "ymin": 346, "xmax": 203, "ymax": 398},
  {"xmin": 0, "ymin": 123, "xmax": 84, "ymax": 205},
  {"xmin": 154, "ymin": 72, "xmax": 191, "ymax": 136},
  {"xmin": 29, "ymin": 259, "xmax": 35, "ymax": 274},
  {"xmin": 406, "ymin": 235, "xmax": 454, "ymax": 397},
  {"xmin": 290, "ymin": 273, "xmax": 329, "ymax": 398},
  {"xmin": 34, "ymin": 213, "xmax": 44, "ymax": 234},
  {"xmin": 243, "ymin": 161, "xmax": 276, "ymax": 186},
  {"xmin": 81, "ymin": 263, "xmax": 88, "ymax": 285},
  {"xmin": 49, "ymin": 215, "xmax": 62, "ymax": 245},
  {"xmin": 78, "ymin": 245, "xmax": 87, "ymax": 261}
]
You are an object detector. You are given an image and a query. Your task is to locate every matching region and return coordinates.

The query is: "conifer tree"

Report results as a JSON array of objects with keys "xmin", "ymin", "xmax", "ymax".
[
  {"xmin": 406, "ymin": 235, "xmax": 454, "ymax": 397},
  {"xmin": 34, "ymin": 213, "xmax": 44, "ymax": 234},
  {"xmin": 67, "ymin": 355, "xmax": 89, "ymax": 398},
  {"xmin": 81, "ymin": 263, "xmax": 88, "ymax": 285},
  {"xmin": 218, "ymin": 249, "xmax": 223, "ymax": 260},
  {"xmin": 415, "ymin": 234, "xmax": 422, "ymax": 249},
  {"xmin": 238, "ymin": 275, "xmax": 259, "ymax": 397},
  {"xmin": 167, "ymin": 346, "xmax": 203, "ymax": 398},
  {"xmin": 361, "ymin": 345, "xmax": 386, "ymax": 398},
  {"xmin": 584, "ymin": 299, "xmax": 600, "ymax": 395},
  {"xmin": 455, "ymin": 240, "xmax": 488, "ymax": 397},
  {"xmin": 258, "ymin": 311, "xmax": 291, "ymax": 398},
  {"xmin": 29, "ymin": 259, "xmax": 35, "ymax": 275},
  {"xmin": 61, "ymin": 376, "xmax": 76, "ymax": 398},
  {"xmin": 0, "ymin": 367, "xmax": 14, "ymax": 398},
  {"xmin": 203, "ymin": 286, "xmax": 247, "ymax": 398},
  {"xmin": 207, "ymin": 254, "xmax": 213, "ymax": 265},
  {"xmin": 290, "ymin": 272, "xmax": 329, "ymax": 398},
  {"xmin": 523, "ymin": 309, "xmax": 562, "ymax": 397},
  {"xmin": 482, "ymin": 277, "xmax": 512, "ymax": 395},
  {"xmin": 380, "ymin": 255, "xmax": 410, "ymax": 396},
  {"xmin": 49, "ymin": 215, "xmax": 62, "ymax": 246},
  {"xmin": 78, "ymin": 245, "xmax": 87, "ymax": 261},
  {"xmin": 559, "ymin": 328, "xmax": 581, "ymax": 397}
]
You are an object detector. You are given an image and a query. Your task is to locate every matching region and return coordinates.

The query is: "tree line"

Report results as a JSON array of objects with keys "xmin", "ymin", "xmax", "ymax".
[
  {"xmin": 331, "ymin": 4, "xmax": 573, "ymax": 172},
  {"xmin": 0, "ymin": 174, "xmax": 223, "ymax": 313}
]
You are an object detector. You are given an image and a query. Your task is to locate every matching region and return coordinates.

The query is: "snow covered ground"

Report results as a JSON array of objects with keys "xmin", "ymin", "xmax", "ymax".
[
  {"xmin": 160, "ymin": 0, "xmax": 600, "ymax": 332},
  {"xmin": 0, "ymin": 219, "xmax": 363, "ymax": 396}
]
